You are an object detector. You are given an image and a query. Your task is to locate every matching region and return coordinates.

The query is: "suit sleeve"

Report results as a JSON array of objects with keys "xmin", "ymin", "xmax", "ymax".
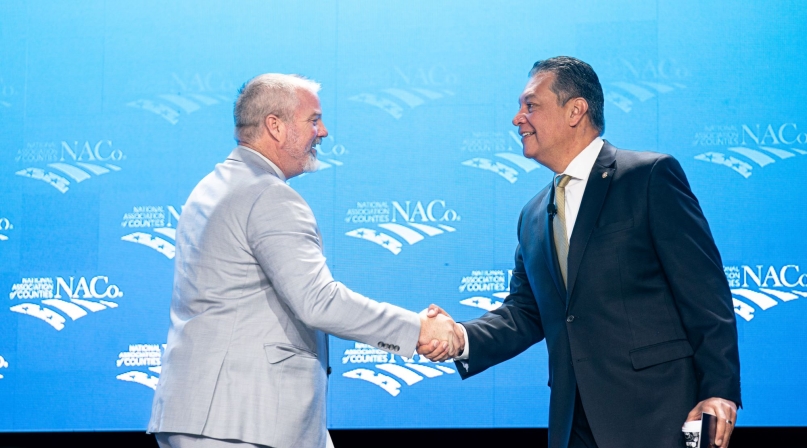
[
  {"xmin": 246, "ymin": 183, "xmax": 421, "ymax": 356},
  {"xmin": 455, "ymin": 212, "xmax": 545, "ymax": 379},
  {"xmin": 648, "ymin": 155, "xmax": 742, "ymax": 407}
]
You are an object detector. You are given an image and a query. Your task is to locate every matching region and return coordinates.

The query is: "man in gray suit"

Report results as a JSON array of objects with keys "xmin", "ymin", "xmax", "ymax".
[{"xmin": 148, "ymin": 74, "xmax": 457, "ymax": 448}]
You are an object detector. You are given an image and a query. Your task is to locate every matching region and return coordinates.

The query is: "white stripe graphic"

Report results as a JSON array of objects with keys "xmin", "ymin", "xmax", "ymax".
[
  {"xmin": 611, "ymin": 82, "xmax": 655, "ymax": 101},
  {"xmin": 758, "ymin": 146, "xmax": 796, "ymax": 159},
  {"xmin": 75, "ymin": 163, "xmax": 110, "ymax": 175},
  {"xmin": 759, "ymin": 288, "xmax": 799, "ymax": 301},
  {"xmin": 733, "ymin": 299, "xmax": 755, "ymax": 322},
  {"xmin": 186, "ymin": 94, "xmax": 219, "ymax": 105},
  {"xmin": 0, "ymin": 235, "xmax": 7, "ymax": 241},
  {"xmin": 117, "ymin": 371, "xmax": 159, "ymax": 390},
  {"xmin": 496, "ymin": 152, "xmax": 542, "ymax": 172},
  {"xmin": 71, "ymin": 299, "xmax": 107, "ymax": 312},
  {"xmin": 407, "ymin": 223, "xmax": 444, "ymax": 236},
  {"xmin": 48, "ymin": 163, "xmax": 91, "ymax": 182},
  {"xmin": 460, "ymin": 296, "xmax": 503, "ymax": 311},
  {"xmin": 106, "ymin": 164, "xmax": 122, "ymax": 171},
  {"xmin": 343, "ymin": 368, "xmax": 402, "ymax": 396},
  {"xmin": 462, "ymin": 158, "xmax": 519, "ymax": 183},
  {"xmin": 348, "ymin": 93, "xmax": 404, "ymax": 119},
  {"xmin": 604, "ymin": 91, "xmax": 633, "ymax": 113},
  {"xmin": 121, "ymin": 232, "xmax": 176, "ymax": 259},
  {"xmin": 727, "ymin": 147, "xmax": 776, "ymax": 167},
  {"xmin": 382, "ymin": 88, "xmax": 425, "ymax": 107},
  {"xmin": 410, "ymin": 88, "xmax": 443, "ymax": 99},
  {"xmin": 731, "ymin": 288, "xmax": 778, "ymax": 310},
  {"xmin": 41, "ymin": 299, "xmax": 87, "ymax": 320},
  {"xmin": 153, "ymin": 227, "xmax": 176, "ymax": 240},
  {"xmin": 433, "ymin": 365, "xmax": 456, "ymax": 374},
  {"xmin": 376, "ymin": 363, "xmax": 423, "ymax": 385},
  {"xmin": 404, "ymin": 364, "xmax": 444, "ymax": 378},
  {"xmin": 378, "ymin": 223, "xmax": 425, "ymax": 245},
  {"xmin": 437, "ymin": 224, "xmax": 456, "ymax": 232},
  {"xmin": 158, "ymin": 94, "xmax": 200, "ymax": 113},
  {"xmin": 639, "ymin": 81, "xmax": 675, "ymax": 93},
  {"xmin": 344, "ymin": 228, "xmax": 403, "ymax": 255},
  {"xmin": 9, "ymin": 303, "xmax": 66, "ymax": 330},
  {"xmin": 99, "ymin": 300, "xmax": 119, "ymax": 308}
]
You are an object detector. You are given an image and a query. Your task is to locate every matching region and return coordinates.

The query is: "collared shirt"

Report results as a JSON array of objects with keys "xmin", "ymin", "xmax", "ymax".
[
  {"xmin": 454, "ymin": 137, "xmax": 604, "ymax": 363},
  {"xmin": 238, "ymin": 145, "xmax": 287, "ymax": 181},
  {"xmin": 555, "ymin": 137, "xmax": 604, "ymax": 243}
]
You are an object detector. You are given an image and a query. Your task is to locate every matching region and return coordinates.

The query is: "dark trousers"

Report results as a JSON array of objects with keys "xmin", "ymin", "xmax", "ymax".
[{"xmin": 568, "ymin": 389, "xmax": 599, "ymax": 448}]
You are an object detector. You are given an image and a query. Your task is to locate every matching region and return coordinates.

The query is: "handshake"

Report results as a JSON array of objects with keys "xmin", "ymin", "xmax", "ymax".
[{"xmin": 416, "ymin": 305, "xmax": 466, "ymax": 362}]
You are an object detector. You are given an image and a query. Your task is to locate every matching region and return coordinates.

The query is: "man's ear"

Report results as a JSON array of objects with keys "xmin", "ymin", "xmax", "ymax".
[
  {"xmin": 568, "ymin": 97, "xmax": 589, "ymax": 127},
  {"xmin": 264, "ymin": 114, "xmax": 285, "ymax": 143}
]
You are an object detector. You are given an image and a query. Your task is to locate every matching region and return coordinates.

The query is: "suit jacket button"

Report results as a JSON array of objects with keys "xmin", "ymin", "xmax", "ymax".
[
  {"xmin": 566, "ymin": 315, "xmax": 575, "ymax": 323},
  {"xmin": 327, "ymin": 367, "xmax": 332, "ymax": 375}
]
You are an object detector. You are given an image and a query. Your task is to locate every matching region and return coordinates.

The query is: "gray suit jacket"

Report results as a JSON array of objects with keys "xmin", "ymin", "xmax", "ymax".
[{"xmin": 148, "ymin": 146, "xmax": 421, "ymax": 447}]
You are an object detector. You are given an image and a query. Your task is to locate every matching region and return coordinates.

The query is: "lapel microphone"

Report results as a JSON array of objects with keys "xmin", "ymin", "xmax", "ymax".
[{"xmin": 547, "ymin": 182, "xmax": 557, "ymax": 217}]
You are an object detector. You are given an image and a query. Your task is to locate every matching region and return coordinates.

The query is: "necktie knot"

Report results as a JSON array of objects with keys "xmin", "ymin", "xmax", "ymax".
[{"xmin": 555, "ymin": 174, "xmax": 571, "ymax": 188}]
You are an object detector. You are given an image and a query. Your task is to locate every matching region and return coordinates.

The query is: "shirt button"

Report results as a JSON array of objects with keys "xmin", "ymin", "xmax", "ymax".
[{"xmin": 566, "ymin": 315, "xmax": 575, "ymax": 323}]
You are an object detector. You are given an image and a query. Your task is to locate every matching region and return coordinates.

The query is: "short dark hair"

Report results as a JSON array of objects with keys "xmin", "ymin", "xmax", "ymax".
[{"xmin": 529, "ymin": 56, "xmax": 604, "ymax": 135}]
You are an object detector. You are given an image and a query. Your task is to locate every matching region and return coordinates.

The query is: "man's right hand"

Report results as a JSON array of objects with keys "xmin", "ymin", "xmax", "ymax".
[
  {"xmin": 417, "ymin": 304, "xmax": 466, "ymax": 362},
  {"xmin": 417, "ymin": 307, "xmax": 456, "ymax": 359}
]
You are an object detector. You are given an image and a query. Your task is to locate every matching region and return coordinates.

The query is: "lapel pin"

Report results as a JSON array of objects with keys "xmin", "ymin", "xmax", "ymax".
[{"xmin": 602, "ymin": 172, "xmax": 608, "ymax": 178}]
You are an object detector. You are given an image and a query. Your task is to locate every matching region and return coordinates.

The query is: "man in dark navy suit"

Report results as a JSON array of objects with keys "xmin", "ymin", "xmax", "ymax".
[{"xmin": 419, "ymin": 57, "xmax": 741, "ymax": 448}]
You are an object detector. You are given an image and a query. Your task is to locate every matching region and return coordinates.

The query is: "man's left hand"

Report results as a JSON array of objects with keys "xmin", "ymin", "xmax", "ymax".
[{"xmin": 685, "ymin": 397, "xmax": 737, "ymax": 447}]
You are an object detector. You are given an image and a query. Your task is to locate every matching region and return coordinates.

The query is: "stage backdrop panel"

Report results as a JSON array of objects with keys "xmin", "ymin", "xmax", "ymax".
[{"xmin": 0, "ymin": 0, "xmax": 805, "ymax": 430}]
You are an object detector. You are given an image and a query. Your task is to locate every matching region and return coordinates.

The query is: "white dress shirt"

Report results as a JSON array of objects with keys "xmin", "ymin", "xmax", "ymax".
[{"xmin": 454, "ymin": 137, "xmax": 604, "ymax": 363}]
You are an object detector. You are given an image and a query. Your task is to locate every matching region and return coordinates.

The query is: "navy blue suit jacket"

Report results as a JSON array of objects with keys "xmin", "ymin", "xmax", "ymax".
[{"xmin": 456, "ymin": 142, "xmax": 741, "ymax": 448}]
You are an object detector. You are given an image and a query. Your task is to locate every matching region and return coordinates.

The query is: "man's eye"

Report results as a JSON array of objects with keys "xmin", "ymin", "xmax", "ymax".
[{"xmin": 526, "ymin": 103, "xmax": 535, "ymax": 112}]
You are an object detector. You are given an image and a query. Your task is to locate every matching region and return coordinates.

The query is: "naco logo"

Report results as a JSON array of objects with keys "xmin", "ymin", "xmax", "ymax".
[
  {"xmin": 116, "ymin": 343, "xmax": 164, "ymax": 390},
  {"xmin": 315, "ymin": 135, "xmax": 348, "ymax": 171},
  {"xmin": 345, "ymin": 200, "xmax": 460, "ymax": 255},
  {"xmin": 15, "ymin": 141, "xmax": 125, "ymax": 193},
  {"xmin": 0, "ymin": 355, "xmax": 7, "ymax": 379},
  {"xmin": 121, "ymin": 205, "xmax": 182, "ymax": 259},
  {"xmin": 460, "ymin": 131, "xmax": 542, "ymax": 183},
  {"xmin": 293, "ymin": 135, "xmax": 349, "ymax": 176},
  {"xmin": 0, "ymin": 217, "xmax": 12, "ymax": 241},
  {"xmin": 8, "ymin": 276, "xmax": 124, "ymax": 331},
  {"xmin": 694, "ymin": 123, "xmax": 807, "ymax": 178},
  {"xmin": 349, "ymin": 65, "xmax": 456, "ymax": 119},
  {"xmin": 726, "ymin": 265, "xmax": 807, "ymax": 322},
  {"xmin": 598, "ymin": 58, "xmax": 689, "ymax": 114},
  {"xmin": 458, "ymin": 269, "xmax": 512, "ymax": 311},
  {"xmin": 341, "ymin": 343, "xmax": 455, "ymax": 397},
  {"xmin": 127, "ymin": 72, "xmax": 236, "ymax": 124}
]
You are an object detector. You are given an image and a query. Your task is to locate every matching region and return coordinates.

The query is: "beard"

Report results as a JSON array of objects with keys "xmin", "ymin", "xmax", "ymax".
[
  {"xmin": 285, "ymin": 127, "xmax": 320, "ymax": 174},
  {"xmin": 302, "ymin": 150, "xmax": 319, "ymax": 173}
]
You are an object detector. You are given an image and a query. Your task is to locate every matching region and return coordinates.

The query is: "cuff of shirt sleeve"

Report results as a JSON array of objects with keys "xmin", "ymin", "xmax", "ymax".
[{"xmin": 454, "ymin": 323, "xmax": 470, "ymax": 361}]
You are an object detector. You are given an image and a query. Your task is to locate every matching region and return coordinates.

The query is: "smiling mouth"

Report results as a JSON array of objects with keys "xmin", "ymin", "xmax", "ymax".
[{"xmin": 520, "ymin": 132, "xmax": 535, "ymax": 138}]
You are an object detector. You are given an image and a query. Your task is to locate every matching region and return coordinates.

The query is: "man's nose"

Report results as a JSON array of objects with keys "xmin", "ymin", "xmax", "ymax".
[
  {"xmin": 318, "ymin": 122, "xmax": 328, "ymax": 138},
  {"xmin": 512, "ymin": 112, "xmax": 525, "ymax": 127}
]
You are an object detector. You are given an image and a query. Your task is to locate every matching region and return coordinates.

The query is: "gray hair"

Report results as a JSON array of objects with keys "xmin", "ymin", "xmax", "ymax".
[{"xmin": 234, "ymin": 74, "xmax": 321, "ymax": 142}]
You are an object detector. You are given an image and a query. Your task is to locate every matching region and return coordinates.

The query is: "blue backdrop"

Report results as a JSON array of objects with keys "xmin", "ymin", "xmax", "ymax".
[{"xmin": 1, "ymin": 0, "xmax": 805, "ymax": 431}]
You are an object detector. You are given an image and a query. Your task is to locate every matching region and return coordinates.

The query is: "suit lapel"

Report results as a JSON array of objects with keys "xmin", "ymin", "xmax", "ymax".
[
  {"xmin": 565, "ymin": 142, "xmax": 617, "ymax": 304},
  {"xmin": 539, "ymin": 185, "xmax": 567, "ymax": 304}
]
